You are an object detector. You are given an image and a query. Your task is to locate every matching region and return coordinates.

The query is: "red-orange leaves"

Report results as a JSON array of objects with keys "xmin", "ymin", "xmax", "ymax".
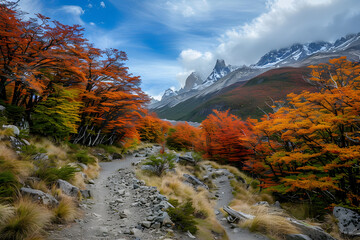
[{"xmin": 200, "ymin": 110, "xmax": 252, "ymax": 167}]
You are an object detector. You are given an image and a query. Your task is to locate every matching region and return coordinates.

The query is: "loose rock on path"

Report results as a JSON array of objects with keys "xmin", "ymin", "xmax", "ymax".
[{"xmin": 49, "ymin": 147, "xmax": 191, "ymax": 240}]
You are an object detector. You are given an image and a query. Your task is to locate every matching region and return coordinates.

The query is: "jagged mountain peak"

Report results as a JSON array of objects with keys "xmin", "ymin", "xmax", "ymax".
[
  {"xmin": 161, "ymin": 88, "xmax": 177, "ymax": 100},
  {"xmin": 183, "ymin": 72, "xmax": 202, "ymax": 91},
  {"xmin": 214, "ymin": 59, "xmax": 226, "ymax": 71},
  {"xmin": 255, "ymin": 33, "xmax": 360, "ymax": 68}
]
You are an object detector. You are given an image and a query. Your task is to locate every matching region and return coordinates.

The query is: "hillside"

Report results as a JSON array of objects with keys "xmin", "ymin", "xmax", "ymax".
[{"xmin": 154, "ymin": 67, "xmax": 316, "ymax": 122}]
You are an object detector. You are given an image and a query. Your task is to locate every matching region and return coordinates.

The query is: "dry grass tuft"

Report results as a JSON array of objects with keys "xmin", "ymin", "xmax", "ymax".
[
  {"xmin": 242, "ymin": 214, "xmax": 300, "ymax": 240},
  {"xmin": 28, "ymin": 180, "xmax": 49, "ymax": 194},
  {"xmin": 0, "ymin": 143, "xmax": 33, "ymax": 179},
  {"xmin": 0, "ymin": 198, "xmax": 52, "ymax": 240},
  {"xmin": 53, "ymin": 196, "xmax": 79, "ymax": 223},
  {"xmin": 83, "ymin": 162, "xmax": 100, "ymax": 179},
  {"xmin": 70, "ymin": 172, "xmax": 86, "ymax": 189},
  {"xmin": 0, "ymin": 204, "xmax": 15, "ymax": 225},
  {"xmin": 32, "ymin": 138, "xmax": 67, "ymax": 160}
]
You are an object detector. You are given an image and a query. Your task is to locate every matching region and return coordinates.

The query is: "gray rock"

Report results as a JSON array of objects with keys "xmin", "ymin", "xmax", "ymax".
[
  {"xmin": 151, "ymin": 222, "xmax": 161, "ymax": 229},
  {"xmin": 80, "ymin": 189, "xmax": 91, "ymax": 198},
  {"xmin": 0, "ymin": 105, "xmax": 5, "ymax": 112},
  {"xmin": 288, "ymin": 218, "xmax": 336, "ymax": 240},
  {"xmin": 333, "ymin": 206, "xmax": 360, "ymax": 236},
  {"xmin": 57, "ymin": 179, "xmax": 80, "ymax": 197},
  {"xmin": 77, "ymin": 163, "xmax": 88, "ymax": 170},
  {"xmin": 286, "ymin": 234, "xmax": 312, "ymax": 240},
  {"xmin": 112, "ymin": 153, "xmax": 123, "ymax": 159},
  {"xmin": 33, "ymin": 153, "xmax": 49, "ymax": 161},
  {"xmin": 254, "ymin": 201, "xmax": 270, "ymax": 207},
  {"xmin": 141, "ymin": 220, "xmax": 152, "ymax": 228},
  {"xmin": 9, "ymin": 136, "xmax": 24, "ymax": 149},
  {"xmin": 273, "ymin": 201, "xmax": 282, "ymax": 209},
  {"xmin": 22, "ymin": 139, "xmax": 30, "ymax": 145},
  {"xmin": 154, "ymin": 212, "xmax": 174, "ymax": 227},
  {"xmin": 183, "ymin": 174, "xmax": 208, "ymax": 189},
  {"xmin": 2, "ymin": 125, "xmax": 20, "ymax": 135},
  {"xmin": 88, "ymin": 179, "xmax": 95, "ymax": 184},
  {"xmin": 20, "ymin": 187, "xmax": 58, "ymax": 206}
]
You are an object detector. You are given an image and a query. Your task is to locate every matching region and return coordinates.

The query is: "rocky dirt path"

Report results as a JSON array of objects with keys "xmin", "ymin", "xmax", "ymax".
[
  {"xmin": 206, "ymin": 165, "xmax": 269, "ymax": 240},
  {"xmin": 49, "ymin": 149, "xmax": 191, "ymax": 240}
]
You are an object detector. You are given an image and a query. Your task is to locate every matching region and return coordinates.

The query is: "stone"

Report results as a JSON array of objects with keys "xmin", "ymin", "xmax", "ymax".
[
  {"xmin": 112, "ymin": 153, "xmax": 123, "ymax": 159},
  {"xmin": 33, "ymin": 153, "xmax": 49, "ymax": 161},
  {"xmin": 273, "ymin": 201, "xmax": 282, "ymax": 209},
  {"xmin": 154, "ymin": 212, "xmax": 174, "ymax": 227},
  {"xmin": 80, "ymin": 189, "xmax": 91, "ymax": 198},
  {"xmin": 21, "ymin": 187, "xmax": 58, "ymax": 206},
  {"xmin": 2, "ymin": 125, "xmax": 20, "ymax": 135},
  {"xmin": 286, "ymin": 234, "xmax": 312, "ymax": 240},
  {"xmin": 183, "ymin": 174, "xmax": 208, "ymax": 189},
  {"xmin": 141, "ymin": 220, "xmax": 152, "ymax": 228},
  {"xmin": 9, "ymin": 136, "xmax": 24, "ymax": 149},
  {"xmin": 288, "ymin": 218, "xmax": 336, "ymax": 240},
  {"xmin": 77, "ymin": 163, "xmax": 88, "ymax": 170},
  {"xmin": 0, "ymin": 105, "xmax": 5, "ymax": 112},
  {"xmin": 119, "ymin": 209, "xmax": 131, "ymax": 219},
  {"xmin": 22, "ymin": 139, "xmax": 30, "ymax": 145},
  {"xmin": 152, "ymin": 222, "xmax": 161, "ymax": 229},
  {"xmin": 118, "ymin": 189, "xmax": 126, "ymax": 196},
  {"xmin": 88, "ymin": 179, "xmax": 95, "ymax": 184},
  {"xmin": 333, "ymin": 206, "xmax": 360, "ymax": 236},
  {"xmin": 57, "ymin": 179, "xmax": 80, "ymax": 197},
  {"xmin": 254, "ymin": 201, "xmax": 270, "ymax": 207}
]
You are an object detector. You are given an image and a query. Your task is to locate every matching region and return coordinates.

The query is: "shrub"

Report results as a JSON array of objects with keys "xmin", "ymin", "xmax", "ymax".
[
  {"xmin": 36, "ymin": 165, "xmax": 79, "ymax": 184},
  {"xmin": 0, "ymin": 171, "xmax": 20, "ymax": 201},
  {"xmin": 0, "ymin": 198, "xmax": 52, "ymax": 240},
  {"xmin": 53, "ymin": 197, "xmax": 78, "ymax": 223},
  {"xmin": 75, "ymin": 150, "xmax": 96, "ymax": 165},
  {"xmin": 167, "ymin": 199, "xmax": 198, "ymax": 234},
  {"xmin": 20, "ymin": 145, "xmax": 46, "ymax": 157},
  {"xmin": 143, "ymin": 153, "xmax": 176, "ymax": 176}
]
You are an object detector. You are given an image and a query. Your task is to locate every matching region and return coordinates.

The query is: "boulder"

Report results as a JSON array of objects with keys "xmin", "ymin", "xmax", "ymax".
[
  {"xmin": 288, "ymin": 218, "xmax": 336, "ymax": 240},
  {"xmin": 183, "ymin": 174, "xmax": 208, "ymax": 189},
  {"xmin": 141, "ymin": 220, "xmax": 152, "ymax": 228},
  {"xmin": 57, "ymin": 179, "xmax": 80, "ymax": 197},
  {"xmin": 2, "ymin": 125, "xmax": 20, "ymax": 135},
  {"xmin": 333, "ymin": 206, "xmax": 360, "ymax": 236},
  {"xmin": 80, "ymin": 189, "xmax": 91, "ymax": 198},
  {"xmin": 21, "ymin": 187, "xmax": 58, "ymax": 206},
  {"xmin": 0, "ymin": 105, "xmax": 5, "ymax": 112}
]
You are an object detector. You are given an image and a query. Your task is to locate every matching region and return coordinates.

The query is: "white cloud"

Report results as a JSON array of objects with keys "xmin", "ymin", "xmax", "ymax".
[
  {"xmin": 177, "ymin": 0, "xmax": 360, "ymax": 82},
  {"xmin": 88, "ymin": 3, "xmax": 93, "ymax": 8},
  {"xmin": 100, "ymin": 1, "xmax": 106, "ymax": 8},
  {"xmin": 89, "ymin": 22, "xmax": 95, "ymax": 26},
  {"xmin": 177, "ymin": 49, "xmax": 214, "ymax": 85},
  {"xmin": 59, "ymin": 5, "xmax": 85, "ymax": 25},
  {"xmin": 17, "ymin": 0, "xmax": 43, "ymax": 18}
]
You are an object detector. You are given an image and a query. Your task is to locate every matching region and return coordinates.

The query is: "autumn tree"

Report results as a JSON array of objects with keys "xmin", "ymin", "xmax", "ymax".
[
  {"xmin": 137, "ymin": 113, "xmax": 171, "ymax": 143},
  {"xmin": 72, "ymin": 46, "xmax": 147, "ymax": 146},
  {"xmin": 247, "ymin": 57, "xmax": 360, "ymax": 208},
  {"xmin": 200, "ymin": 110, "xmax": 252, "ymax": 167},
  {"xmin": 166, "ymin": 122, "xmax": 201, "ymax": 151}
]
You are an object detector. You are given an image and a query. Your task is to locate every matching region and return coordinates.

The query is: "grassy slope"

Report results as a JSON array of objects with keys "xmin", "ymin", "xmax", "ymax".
[{"xmin": 154, "ymin": 67, "xmax": 316, "ymax": 122}]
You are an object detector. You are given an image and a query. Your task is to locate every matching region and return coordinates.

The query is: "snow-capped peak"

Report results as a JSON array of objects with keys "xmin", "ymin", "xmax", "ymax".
[{"xmin": 161, "ymin": 88, "xmax": 178, "ymax": 100}]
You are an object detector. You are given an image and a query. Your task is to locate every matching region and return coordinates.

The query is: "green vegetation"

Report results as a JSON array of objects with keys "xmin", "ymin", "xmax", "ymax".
[
  {"xmin": 143, "ymin": 152, "xmax": 176, "ymax": 176},
  {"xmin": 75, "ymin": 150, "xmax": 96, "ymax": 165},
  {"xmin": 167, "ymin": 199, "xmax": 198, "ymax": 234},
  {"xmin": 36, "ymin": 165, "xmax": 79, "ymax": 184}
]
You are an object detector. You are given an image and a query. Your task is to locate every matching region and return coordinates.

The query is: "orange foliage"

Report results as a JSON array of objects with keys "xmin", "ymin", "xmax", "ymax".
[
  {"xmin": 166, "ymin": 122, "xmax": 201, "ymax": 151},
  {"xmin": 137, "ymin": 113, "xmax": 171, "ymax": 143},
  {"xmin": 200, "ymin": 110, "xmax": 252, "ymax": 167}
]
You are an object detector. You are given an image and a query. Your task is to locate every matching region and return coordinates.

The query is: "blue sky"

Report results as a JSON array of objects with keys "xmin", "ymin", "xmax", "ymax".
[{"xmin": 18, "ymin": 0, "xmax": 360, "ymax": 99}]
